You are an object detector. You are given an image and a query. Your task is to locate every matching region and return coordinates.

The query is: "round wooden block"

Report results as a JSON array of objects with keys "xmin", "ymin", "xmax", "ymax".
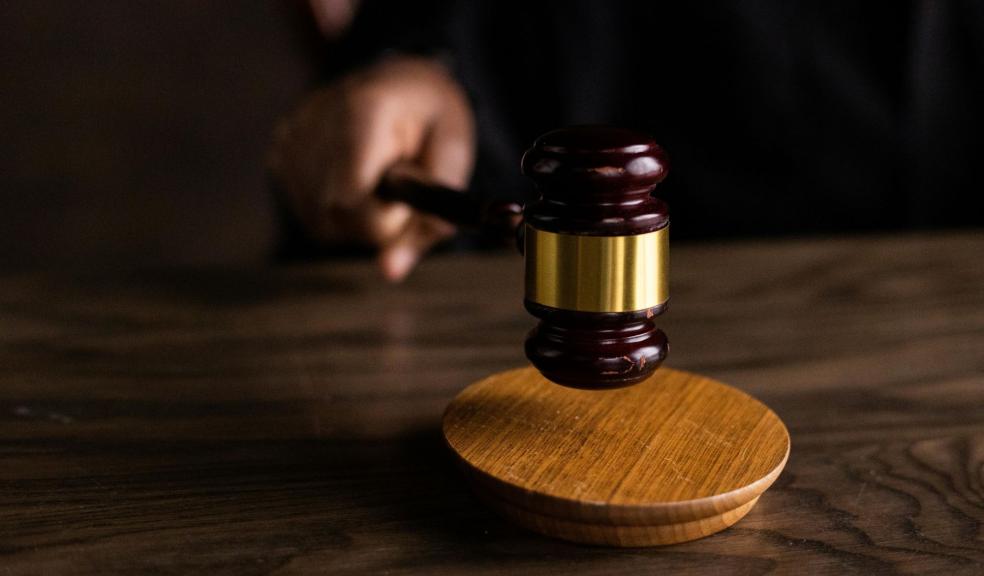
[{"xmin": 443, "ymin": 367, "xmax": 790, "ymax": 546}]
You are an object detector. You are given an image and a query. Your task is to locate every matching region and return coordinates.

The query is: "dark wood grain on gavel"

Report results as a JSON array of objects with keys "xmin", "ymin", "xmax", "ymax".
[{"xmin": 521, "ymin": 126, "xmax": 671, "ymax": 389}]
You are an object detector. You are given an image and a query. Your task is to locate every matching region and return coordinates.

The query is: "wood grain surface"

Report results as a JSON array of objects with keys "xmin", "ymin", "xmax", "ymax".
[
  {"xmin": 1, "ymin": 232, "xmax": 983, "ymax": 574},
  {"xmin": 443, "ymin": 367, "xmax": 789, "ymax": 545}
]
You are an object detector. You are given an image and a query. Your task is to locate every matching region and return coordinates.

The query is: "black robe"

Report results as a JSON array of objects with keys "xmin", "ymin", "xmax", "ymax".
[{"xmin": 315, "ymin": 0, "xmax": 984, "ymax": 240}]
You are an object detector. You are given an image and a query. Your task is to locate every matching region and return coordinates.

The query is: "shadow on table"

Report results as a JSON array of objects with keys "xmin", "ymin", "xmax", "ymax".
[{"xmin": 235, "ymin": 426, "xmax": 780, "ymax": 574}]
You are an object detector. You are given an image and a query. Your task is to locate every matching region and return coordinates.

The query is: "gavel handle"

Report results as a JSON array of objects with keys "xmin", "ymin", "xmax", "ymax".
[{"xmin": 375, "ymin": 162, "xmax": 523, "ymax": 245}]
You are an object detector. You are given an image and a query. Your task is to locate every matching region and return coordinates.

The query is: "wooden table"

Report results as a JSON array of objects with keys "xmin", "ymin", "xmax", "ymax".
[{"xmin": 2, "ymin": 232, "xmax": 982, "ymax": 575}]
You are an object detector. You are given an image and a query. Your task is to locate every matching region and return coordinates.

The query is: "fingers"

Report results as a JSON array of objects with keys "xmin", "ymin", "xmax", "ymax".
[
  {"xmin": 268, "ymin": 55, "xmax": 475, "ymax": 277},
  {"xmin": 417, "ymin": 70, "xmax": 476, "ymax": 190},
  {"xmin": 299, "ymin": 197, "xmax": 412, "ymax": 248},
  {"xmin": 357, "ymin": 60, "xmax": 475, "ymax": 280},
  {"xmin": 378, "ymin": 214, "xmax": 456, "ymax": 282},
  {"xmin": 373, "ymin": 113, "xmax": 473, "ymax": 280},
  {"xmin": 330, "ymin": 93, "xmax": 406, "ymax": 209},
  {"xmin": 372, "ymin": 63, "xmax": 474, "ymax": 282},
  {"xmin": 345, "ymin": 56, "xmax": 474, "ymax": 201},
  {"xmin": 357, "ymin": 197, "xmax": 414, "ymax": 246}
]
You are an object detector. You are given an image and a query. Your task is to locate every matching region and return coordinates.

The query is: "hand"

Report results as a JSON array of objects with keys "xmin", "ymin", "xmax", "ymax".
[{"xmin": 268, "ymin": 55, "xmax": 475, "ymax": 281}]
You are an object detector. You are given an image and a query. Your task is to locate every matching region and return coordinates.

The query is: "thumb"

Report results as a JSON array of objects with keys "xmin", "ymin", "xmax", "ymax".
[{"xmin": 378, "ymin": 214, "xmax": 456, "ymax": 282}]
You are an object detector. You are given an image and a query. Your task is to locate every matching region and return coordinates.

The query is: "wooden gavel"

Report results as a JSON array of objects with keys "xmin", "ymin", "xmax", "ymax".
[{"xmin": 377, "ymin": 126, "xmax": 670, "ymax": 390}]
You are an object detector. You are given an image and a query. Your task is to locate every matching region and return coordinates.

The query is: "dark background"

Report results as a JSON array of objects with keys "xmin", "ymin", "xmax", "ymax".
[
  {"xmin": 2, "ymin": 2, "xmax": 981, "ymax": 268},
  {"xmin": 0, "ymin": 2, "xmax": 316, "ymax": 267}
]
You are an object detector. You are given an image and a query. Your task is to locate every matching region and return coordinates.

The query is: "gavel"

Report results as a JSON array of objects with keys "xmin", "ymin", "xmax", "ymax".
[{"xmin": 377, "ymin": 125, "xmax": 670, "ymax": 390}]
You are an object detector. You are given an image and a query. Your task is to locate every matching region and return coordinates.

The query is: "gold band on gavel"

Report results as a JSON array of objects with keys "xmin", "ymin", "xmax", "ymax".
[{"xmin": 524, "ymin": 225, "xmax": 669, "ymax": 313}]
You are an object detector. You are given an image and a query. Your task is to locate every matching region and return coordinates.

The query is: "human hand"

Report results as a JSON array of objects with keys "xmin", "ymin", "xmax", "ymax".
[{"xmin": 268, "ymin": 55, "xmax": 475, "ymax": 281}]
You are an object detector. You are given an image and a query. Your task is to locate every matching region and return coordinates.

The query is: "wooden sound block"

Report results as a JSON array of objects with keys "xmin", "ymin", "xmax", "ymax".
[{"xmin": 443, "ymin": 367, "xmax": 790, "ymax": 547}]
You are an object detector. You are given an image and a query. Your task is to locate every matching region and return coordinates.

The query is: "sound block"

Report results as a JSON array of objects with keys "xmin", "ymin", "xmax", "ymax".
[{"xmin": 443, "ymin": 367, "xmax": 789, "ymax": 546}]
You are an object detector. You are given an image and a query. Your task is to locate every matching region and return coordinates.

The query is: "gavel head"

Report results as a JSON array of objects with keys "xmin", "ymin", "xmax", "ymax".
[{"xmin": 521, "ymin": 126, "xmax": 670, "ymax": 389}]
